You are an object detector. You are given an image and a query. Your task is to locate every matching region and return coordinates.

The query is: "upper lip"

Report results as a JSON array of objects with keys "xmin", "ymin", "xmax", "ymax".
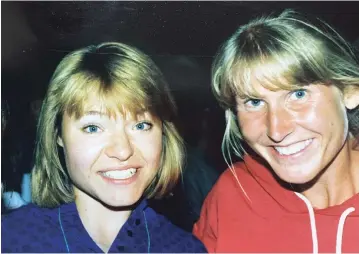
[
  {"xmin": 98, "ymin": 165, "xmax": 140, "ymax": 172},
  {"xmin": 270, "ymin": 138, "xmax": 313, "ymax": 148}
]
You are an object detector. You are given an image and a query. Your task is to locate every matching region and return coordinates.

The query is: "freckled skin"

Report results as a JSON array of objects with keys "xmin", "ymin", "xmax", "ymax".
[{"xmin": 236, "ymin": 83, "xmax": 352, "ymax": 185}]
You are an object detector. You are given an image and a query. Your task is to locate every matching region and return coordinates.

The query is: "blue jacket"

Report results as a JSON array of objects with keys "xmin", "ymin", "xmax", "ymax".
[{"xmin": 2, "ymin": 199, "xmax": 207, "ymax": 253}]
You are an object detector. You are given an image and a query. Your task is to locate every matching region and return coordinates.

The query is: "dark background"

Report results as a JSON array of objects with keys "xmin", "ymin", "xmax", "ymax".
[
  {"xmin": 2, "ymin": 1, "xmax": 359, "ymax": 228},
  {"xmin": 3, "ymin": 1, "xmax": 359, "ymax": 102},
  {"xmin": 3, "ymin": 0, "xmax": 359, "ymax": 164},
  {"xmin": 3, "ymin": 1, "xmax": 359, "ymax": 97}
]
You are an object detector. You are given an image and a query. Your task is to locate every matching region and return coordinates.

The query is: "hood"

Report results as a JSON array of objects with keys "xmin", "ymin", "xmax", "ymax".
[
  {"xmin": 242, "ymin": 154, "xmax": 359, "ymax": 216},
  {"xmin": 241, "ymin": 154, "xmax": 358, "ymax": 254}
]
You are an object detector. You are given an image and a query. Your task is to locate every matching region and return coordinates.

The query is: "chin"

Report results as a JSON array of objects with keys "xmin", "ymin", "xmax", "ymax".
[
  {"xmin": 271, "ymin": 164, "xmax": 321, "ymax": 185},
  {"xmin": 279, "ymin": 174, "xmax": 315, "ymax": 185},
  {"xmin": 101, "ymin": 199, "xmax": 137, "ymax": 210},
  {"xmin": 100, "ymin": 193, "xmax": 143, "ymax": 209}
]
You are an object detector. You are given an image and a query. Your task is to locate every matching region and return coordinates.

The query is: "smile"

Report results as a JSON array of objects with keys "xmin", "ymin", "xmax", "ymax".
[
  {"xmin": 100, "ymin": 168, "xmax": 137, "ymax": 180},
  {"xmin": 274, "ymin": 139, "xmax": 313, "ymax": 156}
]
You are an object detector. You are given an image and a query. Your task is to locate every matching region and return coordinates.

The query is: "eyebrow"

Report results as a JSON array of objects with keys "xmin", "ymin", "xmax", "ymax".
[
  {"xmin": 236, "ymin": 93, "xmax": 261, "ymax": 100},
  {"xmin": 82, "ymin": 110, "xmax": 108, "ymax": 116},
  {"xmin": 80, "ymin": 110, "xmax": 153, "ymax": 121}
]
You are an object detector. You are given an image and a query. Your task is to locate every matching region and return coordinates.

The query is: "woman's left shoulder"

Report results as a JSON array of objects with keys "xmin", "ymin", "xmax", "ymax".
[
  {"xmin": 147, "ymin": 207, "xmax": 207, "ymax": 252},
  {"xmin": 2, "ymin": 203, "xmax": 42, "ymax": 225},
  {"xmin": 2, "ymin": 203, "xmax": 59, "ymax": 253}
]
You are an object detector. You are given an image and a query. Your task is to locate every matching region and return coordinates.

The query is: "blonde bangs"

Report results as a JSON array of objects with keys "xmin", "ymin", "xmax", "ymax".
[
  {"xmin": 60, "ymin": 73, "xmax": 153, "ymax": 119},
  {"xmin": 229, "ymin": 51, "xmax": 311, "ymax": 99}
]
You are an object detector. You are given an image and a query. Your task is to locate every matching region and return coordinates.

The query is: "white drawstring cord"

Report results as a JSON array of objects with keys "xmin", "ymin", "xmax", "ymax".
[
  {"xmin": 336, "ymin": 207, "xmax": 355, "ymax": 254},
  {"xmin": 295, "ymin": 192, "xmax": 318, "ymax": 254}
]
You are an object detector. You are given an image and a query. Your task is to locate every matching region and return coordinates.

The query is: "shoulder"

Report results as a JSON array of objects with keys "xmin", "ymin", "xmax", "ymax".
[
  {"xmin": 200, "ymin": 157, "xmax": 271, "ymax": 212},
  {"xmin": 210, "ymin": 160, "xmax": 255, "ymax": 195},
  {"xmin": 212, "ymin": 154, "xmax": 273, "ymax": 193},
  {"xmin": 2, "ymin": 203, "xmax": 46, "ymax": 225},
  {"xmin": 146, "ymin": 207, "xmax": 207, "ymax": 252},
  {"xmin": 2, "ymin": 204, "xmax": 60, "ymax": 252}
]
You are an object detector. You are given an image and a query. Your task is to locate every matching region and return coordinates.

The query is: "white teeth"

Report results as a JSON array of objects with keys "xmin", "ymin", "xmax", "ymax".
[
  {"xmin": 102, "ymin": 168, "xmax": 137, "ymax": 180},
  {"xmin": 274, "ymin": 139, "xmax": 312, "ymax": 156}
]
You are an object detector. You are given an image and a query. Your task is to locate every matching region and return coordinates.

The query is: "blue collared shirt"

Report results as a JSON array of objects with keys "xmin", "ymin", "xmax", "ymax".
[{"xmin": 2, "ymin": 199, "xmax": 207, "ymax": 253}]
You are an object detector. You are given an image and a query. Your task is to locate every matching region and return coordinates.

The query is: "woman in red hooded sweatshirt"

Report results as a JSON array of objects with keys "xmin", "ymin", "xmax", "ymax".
[{"xmin": 193, "ymin": 9, "xmax": 359, "ymax": 253}]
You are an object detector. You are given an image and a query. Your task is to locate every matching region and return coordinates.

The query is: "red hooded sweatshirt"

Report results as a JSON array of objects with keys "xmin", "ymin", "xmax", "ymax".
[{"xmin": 193, "ymin": 155, "xmax": 359, "ymax": 253}]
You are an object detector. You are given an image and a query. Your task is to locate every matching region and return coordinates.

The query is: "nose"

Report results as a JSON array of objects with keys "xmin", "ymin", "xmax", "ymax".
[
  {"xmin": 105, "ymin": 132, "xmax": 134, "ymax": 161},
  {"xmin": 266, "ymin": 106, "xmax": 294, "ymax": 143}
]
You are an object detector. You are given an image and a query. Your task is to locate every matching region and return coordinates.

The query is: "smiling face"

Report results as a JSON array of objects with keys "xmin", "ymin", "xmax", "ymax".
[
  {"xmin": 236, "ymin": 82, "xmax": 353, "ymax": 184},
  {"xmin": 57, "ymin": 95, "xmax": 163, "ymax": 208}
]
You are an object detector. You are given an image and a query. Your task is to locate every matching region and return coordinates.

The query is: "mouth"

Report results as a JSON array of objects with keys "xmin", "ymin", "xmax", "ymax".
[
  {"xmin": 99, "ymin": 168, "xmax": 138, "ymax": 180},
  {"xmin": 273, "ymin": 138, "xmax": 313, "ymax": 156}
]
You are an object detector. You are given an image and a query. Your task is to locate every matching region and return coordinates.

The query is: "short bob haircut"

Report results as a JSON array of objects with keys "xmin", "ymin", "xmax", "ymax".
[
  {"xmin": 212, "ymin": 9, "xmax": 359, "ymax": 166},
  {"xmin": 32, "ymin": 42, "xmax": 184, "ymax": 207}
]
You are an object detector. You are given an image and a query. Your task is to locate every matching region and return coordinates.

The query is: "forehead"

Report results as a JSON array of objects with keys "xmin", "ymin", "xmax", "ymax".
[
  {"xmin": 233, "ymin": 72, "xmax": 301, "ymax": 99},
  {"xmin": 82, "ymin": 104, "xmax": 154, "ymax": 120},
  {"xmin": 65, "ymin": 90, "xmax": 153, "ymax": 120},
  {"xmin": 60, "ymin": 72, "xmax": 155, "ymax": 116},
  {"xmin": 230, "ymin": 51, "xmax": 309, "ymax": 98}
]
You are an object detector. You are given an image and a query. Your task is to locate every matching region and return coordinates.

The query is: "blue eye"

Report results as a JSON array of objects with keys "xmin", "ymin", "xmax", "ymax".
[
  {"xmin": 244, "ymin": 99, "xmax": 264, "ymax": 110},
  {"xmin": 83, "ymin": 125, "xmax": 100, "ymax": 133},
  {"xmin": 134, "ymin": 122, "xmax": 152, "ymax": 131},
  {"xmin": 292, "ymin": 89, "xmax": 307, "ymax": 99},
  {"xmin": 249, "ymin": 99, "xmax": 261, "ymax": 106}
]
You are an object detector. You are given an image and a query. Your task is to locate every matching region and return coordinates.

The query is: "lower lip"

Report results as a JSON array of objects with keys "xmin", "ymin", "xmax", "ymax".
[
  {"xmin": 99, "ymin": 170, "xmax": 139, "ymax": 185},
  {"xmin": 271, "ymin": 139, "xmax": 314, "ymax": 160}
]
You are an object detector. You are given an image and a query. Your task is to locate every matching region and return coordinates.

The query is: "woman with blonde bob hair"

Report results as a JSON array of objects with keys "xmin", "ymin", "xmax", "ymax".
[
  {"xmin": 194, "ymin": 9, "xmax": 359, "ymax": 253},
  {"xmin": 2, "ymin": 42, "xmax": 206, "ymax": 253}
]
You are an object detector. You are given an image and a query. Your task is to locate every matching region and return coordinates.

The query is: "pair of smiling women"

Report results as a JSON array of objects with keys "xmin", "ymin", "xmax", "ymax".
[{"xmin": 3, "ymin": 9, "xmax": 359, "ymax": 253}]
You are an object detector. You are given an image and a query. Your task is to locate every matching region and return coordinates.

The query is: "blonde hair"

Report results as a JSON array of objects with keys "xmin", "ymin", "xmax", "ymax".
[
  {"xmin": 32, "ymin": 42, "xmax": 184, "ymax": 207},
  {"xmin": 212, "ymin": 9, "xmax": 359, "ymax": 166}
]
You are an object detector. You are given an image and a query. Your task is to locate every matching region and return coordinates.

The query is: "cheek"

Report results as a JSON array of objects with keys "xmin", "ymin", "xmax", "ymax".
[
  {"xmin": 133, "ymin": 133, "xmax": 163, "ymax": 167},
  {"xmin": 144, "ymin": 137, "xmax": 163, "ymax": 166},
  {"xmin": 237, "ymin": 111, "xmax": 265, "ymax": 142},
  {"xmin": 62, "ymin": 138, "xmax": 104, "ymax": 173},
  {"xmin": 290, "ymin": 105, "xmax": 318, "ymax": 128},
  {"xmin": 328, "ymin": 104, "xmax": 349, "ymax": 142},
  {"xmin": 299, "ymin": 99, "xmax": 348, "ymax": 135}
]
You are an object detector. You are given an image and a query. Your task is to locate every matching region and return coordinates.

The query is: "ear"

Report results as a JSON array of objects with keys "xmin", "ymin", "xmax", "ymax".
[
  {"xmin": 343, "ymin": 85, "xmax": 359, "ymax": 110},
  {"xmin": 57, "ymin": 135, "xmax": 64, "ymax": 147}
]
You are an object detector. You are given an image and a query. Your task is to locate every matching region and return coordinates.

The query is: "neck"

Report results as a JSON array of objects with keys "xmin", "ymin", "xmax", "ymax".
[
  {"xmin": 301, "ymin": 138, "xmax": 359, "ymax": 209},
  {"xmin": 74, "ymin": 188, "xmax": 132, "ymax": 252}
]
